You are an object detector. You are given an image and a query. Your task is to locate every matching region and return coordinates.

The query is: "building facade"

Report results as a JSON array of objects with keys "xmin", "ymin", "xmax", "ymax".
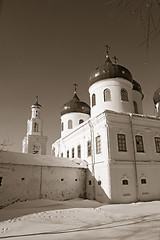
[{"xmin": 52, "ymin": 48, "xmax": 160, "ymax": 203}]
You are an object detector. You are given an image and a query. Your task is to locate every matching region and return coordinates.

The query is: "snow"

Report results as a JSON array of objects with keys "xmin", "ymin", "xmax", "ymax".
[
  {"xmin": 0, "ymin": 151, "xmax": 87, "ymax": 168},
  {"xmin": 1, "ymin": 199, "xmax": 160, "ymax": 240}
]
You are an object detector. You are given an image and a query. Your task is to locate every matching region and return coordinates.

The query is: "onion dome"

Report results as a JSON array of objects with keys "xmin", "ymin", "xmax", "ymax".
[
  {"xmin": 61, "ymin": 91, "xmax": 90, "ymax": 116},
  {"xmin": 132, "ymin": 80, "xmax": 144, "ymax": 99},
  {"xmin": 89, "ymin": 46, "xmax": 133, "ymax": 86},
  {"xmin": 153, "ymin": 88, "xmax": 160, "ymax": 105},
  {"xmin": 31, "ymin": 96, "xmax": 42, "ymax": 109}
]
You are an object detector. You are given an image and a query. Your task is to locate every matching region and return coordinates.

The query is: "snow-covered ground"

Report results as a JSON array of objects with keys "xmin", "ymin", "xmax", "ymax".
[{"xmin": 0, "ymin": 199, "xmax": 160, "ymax": 240}]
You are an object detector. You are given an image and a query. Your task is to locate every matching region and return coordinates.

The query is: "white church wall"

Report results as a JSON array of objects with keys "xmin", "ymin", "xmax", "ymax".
[
  {"xmin": 132, "ymin": 90, "xmax": 143, "ymax": 114},
  {"xmin": 89, "ymin": 78, "xmax": 134, "ymax": 118}
]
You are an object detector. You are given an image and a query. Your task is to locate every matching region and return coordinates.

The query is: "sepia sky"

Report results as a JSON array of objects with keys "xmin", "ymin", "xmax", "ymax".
[{"xmin": 0, "ymin": 0, "xmax": 159, "ymax": 154}]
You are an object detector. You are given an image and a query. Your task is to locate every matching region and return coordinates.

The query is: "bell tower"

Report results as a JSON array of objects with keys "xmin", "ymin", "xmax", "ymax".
[{"xmin": 22, "ymin": 97, "xmax": 48, "ymax": 155}]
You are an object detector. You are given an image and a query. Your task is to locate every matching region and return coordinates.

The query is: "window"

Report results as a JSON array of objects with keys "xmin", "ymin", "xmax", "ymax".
[
  {"xmin": 133, "ymin": 101, "xmax": 138, "ymax": 114},
  {"xmin": 21, "ymin": 178, "xmax": 25, "ymax": 181},
  {"xmin": 122, "ymin": 179, "xmax": 128, "ymax": 185},
  {"xmin": 92, "ymin": 94, "xmax": 96, "ymax": 107},
  {"xmin": 89, "ymin": 180, "xmax": 92, "ymax": 185},
  {"xmin": 67, "ymin": 150, "xmax": 69, "ymax": 158},
  {"xmin": 33, "ymin": 123, "xmax": 39, "ymax": 132},
  {"xmin": 104, "ymin": 88, "xmax": 111, "ymax": 101},
  {"xmin": 117, "ymin": 134, "xmax": 127, "ymax": 152},
  {"xmin": 61, "ymin": 122, "xmax": 64, "ymax": 131},
  {"xmin": 77, "ymin": 145, "xmax": 81, "ymax": 158},
  {"xmin": 79, "ymin": 119, "xmax": 84, "ymax": 124},
  {"xmin": 0, "ymin": 177, "xmax": 2, "ymax": 186},
  {"xmin": 135, "ymin": 135, "xmax": 144, "ymax": 152},
  {"xmin": 96, "ymin": 135, "xmax": 101, "ymax": 154},
  {"xmin": 98, "ymin": 180, "xmax": 101, "ymax": 185},
  {"xmin": 121, "ymin": 88, "xmax": 128, "ymax": 102},
  {"xmin": 61, "ymin": 153, "xmax": 63, "ymax": 157},
  {"xmin": 68, "ymin": 119, "xmax": 73, "ymax": 129},
  {"xmin": 87, "ymin": 140, "xmax": 91, "ymax": 157},
  {"xmin": 155, "ymin": 137, "xmax": 160, "ymax": 153},
  {"xmin": 72, "ymin": 148, "xmax": 74, "ymax": 158},
  {"xmin": 141, "ymin": 178, "xmax": 147, "ymax": 184}
]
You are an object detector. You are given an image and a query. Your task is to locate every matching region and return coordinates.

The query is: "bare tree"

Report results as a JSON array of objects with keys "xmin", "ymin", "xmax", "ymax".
[{"xmin": 106, "ymin": 0, "xmax": 160, "ymax": 59}]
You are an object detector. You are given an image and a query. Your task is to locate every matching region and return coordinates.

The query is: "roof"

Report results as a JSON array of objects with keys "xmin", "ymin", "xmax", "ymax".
[
  {"xmin": 0, "ymin": 151, "xmax": 87, "ymax": 169},
  {"xmin": 61, "ymin": 93, "xmax": 90, "ymax": 116},
  {"xmin": 89, "ymin": 55, "xmax": 133, "ymax": 86}
]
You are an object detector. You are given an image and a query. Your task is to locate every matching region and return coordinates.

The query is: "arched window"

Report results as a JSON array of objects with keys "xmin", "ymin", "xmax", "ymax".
[
  {"xmin": 61, "ymin": 122, "xmax": 64, "ymax": 131},
  {"xmin": 92, "ymin": 94, "xmax": 96, "ymax": 107},
  {"xmin": 121, "ymin": 88, "xmax": 128, "ymax": 102},
  {"xmin": 33, "ymin": 123, "xmax": 39, "ymax": 132},
  {"xmin": 122, "ymin": 179, "xmax": 128, "ymax": 185},
  {"xmin": 79, "ymin": 119, "xmax": 84, "ymax": 124},
  {"xmin": 133, "ymin": 101, "xmax": 138, "ymax": 114},
  {"xmin": 68, "ymin": 119, "xmax": 73, "ymax": 129},
  {"xmin": 104, "ymin": 88, "xmax": 111, "ymax": 101}
]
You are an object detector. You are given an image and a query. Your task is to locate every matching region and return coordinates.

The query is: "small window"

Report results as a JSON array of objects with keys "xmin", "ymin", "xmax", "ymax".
[
  {"xmin": 133, "ymin": 101, "xmax": 138, "ymax": 114},
  {"xmin": 61, "ymin": 178, "xmax": 64, "ymax": 181},
  {"xmin": 67, "ymin": 150, "xmax": 69, "ymax": 158},
  {"xmin": 87, "ymin": 140, "xmax": 91, "ymax": 157},
  {"xmin": 122, "ymin": 179, "xmax": 128, "ymax": 185},
  {"xmin": 72, "ymin": 147, "xmax": 74, "ymax": 158},
  {"xmin": 155, "ymin": 137, "xmax": 160, "ymax": 153},
  {"xmin": 141, "ymin": 178, "xmax": 147, "ymax": 184},
  {"xmin": 104, "ymin": 88, "xmax": 111, "ymax": 101},
  {"xmin": 117, "ymin": 134, "xmax": 127, "ymax": 152},
  {"xmin": 77, "ymin": 145, "xmax": 81, "ymax": 158},
  {"xmin": 0, "ymin": 177, "xmax": 2, "ymax": 186},
  {"xmin": 21, "ymin": 178, "xmax": 25, "ymax": 181},
  {"xmin": 96, "ymin": 135, "xmax": 101, "ymax": 154},
  {"xmin": 98, "ymin": 180, "xmax": 101, "ymax": 185},
  {"xmin": 92, "ymin": 94, "xmax": 96, "ymax": 107},
  {"xmin": 121, "ymin": 88, "xmax": 128, "ymax": 102},
  {"xmin": 79, "ymin": 119, "xmax": 84, "ymax": 124},
  {"xmin": 61, "ymin": 153, "xmax": 63, "ymax": 157},
  {"xmin": 75, "ymin": 179, "xmax": 77, "ymax": 181},
  {"xmin": 135, "ymin": 135, "xmax": 144, "ymax": 152},
  {"xmin": 68, "ymin": 119, "xmax": 73, "ymax": 129},
  {"xmin": 61, "ymin": 122, "xmax": 64, "ymax": 131},
  {"xmin": 33, "ymin": 123, "xmax": 39, "ymax": 132},
  {"xmin": 89, "ymin": 180, "xmax": 92, "ymax": 185}
]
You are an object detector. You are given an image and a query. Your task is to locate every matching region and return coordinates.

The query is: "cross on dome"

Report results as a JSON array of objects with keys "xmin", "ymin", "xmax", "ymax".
[
  {"xmin": 112, "ymin": 56, "xmax": 118, "ymax": 64},
  {"xmin": 73, "ymin": 83, "xmax": 78, "ymax": 94},
  {"xmin": 105, "ymin": 44, "xmax": 110, "ymax": 57}
]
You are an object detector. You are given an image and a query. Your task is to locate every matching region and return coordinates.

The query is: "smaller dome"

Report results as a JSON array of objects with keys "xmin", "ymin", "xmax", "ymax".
[
  {"xmin": 61, "ymin": 93, "xmax": 90, "ymax": 116},
  {"xmin": 31, "ymin": 96, "xmax": 42, "ymax": 109},
  {"xmin": 89, "ymin": 55, "xmax": 133, "ymax": 86},
  {"xmin": 153, "ymin": 88, "xmax": 160, "ymax": 105},
  {"xmin": 132, "ymin": 80, "xmax": 144, "ymax": 99}
]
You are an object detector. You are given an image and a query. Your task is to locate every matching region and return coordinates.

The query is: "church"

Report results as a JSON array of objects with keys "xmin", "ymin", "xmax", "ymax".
[{"xmin": 52, "ymin": 46, "xmax": 160, "ymax": 203}]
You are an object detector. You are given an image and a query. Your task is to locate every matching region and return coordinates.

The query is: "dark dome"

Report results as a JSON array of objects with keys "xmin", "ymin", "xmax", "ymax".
[
  {"xmin": 89, "ymin": 56, "xmax": 133, "ymax": 86},
  {"xmin": 153, "ymin": 88, "xmax": 160, "ymax": 105},
  {"xmin": 61, "ymin": 93, "xmax": 90, "ymax": 116},
  {"xmin": 132, "ymin": 80, "xmax": 144, "ymax": 99}
]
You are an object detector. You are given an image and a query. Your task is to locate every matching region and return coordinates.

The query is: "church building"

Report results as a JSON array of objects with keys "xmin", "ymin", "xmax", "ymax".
[
  {"xmin": 52, "ymin": 46, "xmax": 160, "ymax": 203},
  {"xmin": 22, "ymin": 97, "xmax": 48, "ymax": 155}
]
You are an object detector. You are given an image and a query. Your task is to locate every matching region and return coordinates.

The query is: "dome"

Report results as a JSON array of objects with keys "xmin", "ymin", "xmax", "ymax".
[
  {"xmin": 61, "ymin": 93, "xmax": 90, "ymax": 116},
  {"xmin": 153, "ymin": 88, "xmax": 160, "ymax": 105},
  {"xmin": 132, "ymin": 80, "xmax": 144, "ymax": 99},
  {"xmin": 31, "ymin": 96, "xmax": 42, "ymax": 109},
  {"xmin": 89, "ymin": 55, "xmax": 133, "ymax": 86}
]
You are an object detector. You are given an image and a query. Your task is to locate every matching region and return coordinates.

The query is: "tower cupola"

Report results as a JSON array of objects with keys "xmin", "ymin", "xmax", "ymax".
[
  {"xmin": 61, "ymin": 84, "xmax": 90, "ymax": 138},
  {"xmin": 153, "ymin": 88, "xmax": 160, "ymax": 116},
  {"xmin": 89, "ymin": 45, "xmax": 135, "ymax": 117}
]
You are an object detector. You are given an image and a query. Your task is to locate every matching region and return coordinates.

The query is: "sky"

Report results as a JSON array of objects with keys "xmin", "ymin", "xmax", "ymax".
[{"xmin": 0, "ymin": 0, "xmax": 159, "ymax": 154}]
